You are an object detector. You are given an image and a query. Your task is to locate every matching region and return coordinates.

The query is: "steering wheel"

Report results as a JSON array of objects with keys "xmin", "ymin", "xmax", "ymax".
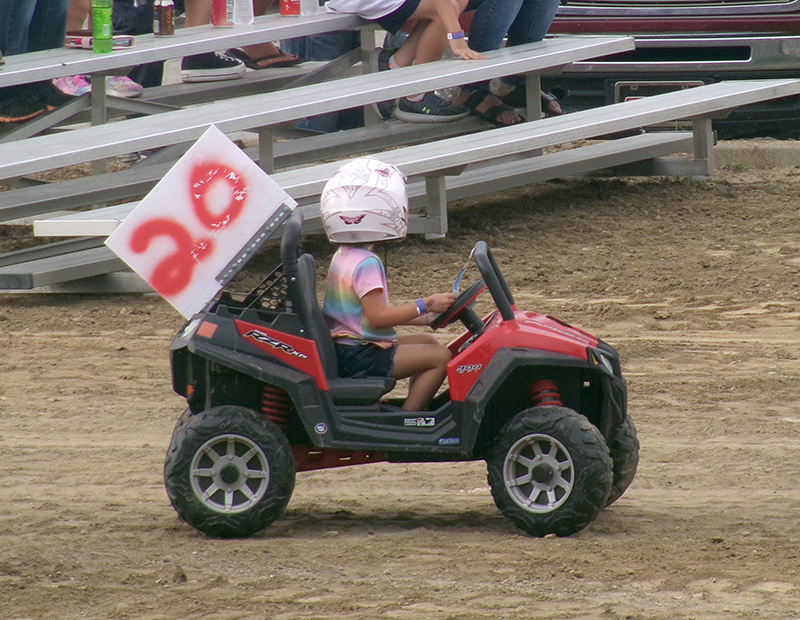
[{"xmin": 429, "ymin": 280, "xmax": 487, "ymax": 330}]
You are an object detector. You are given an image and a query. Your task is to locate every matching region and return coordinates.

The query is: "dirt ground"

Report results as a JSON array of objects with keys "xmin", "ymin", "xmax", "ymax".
[{"xmin": 2, "ymin": 160, "xmax": 800, "ymax": 620}]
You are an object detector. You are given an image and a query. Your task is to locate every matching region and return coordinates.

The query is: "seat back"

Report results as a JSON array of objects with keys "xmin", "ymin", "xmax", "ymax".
[{"xmin": 297, "ymin": 253, "xmax": 340, "ymax": 379}]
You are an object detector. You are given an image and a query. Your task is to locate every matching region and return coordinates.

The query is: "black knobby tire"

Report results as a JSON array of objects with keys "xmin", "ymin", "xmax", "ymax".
[
  {"xmin": 486, "ymin": 406, "xmax": 613, "ymax": 537},
  {"xmin": 164, "ymin": 405, "xmax": 296, "ymax": 538},
  {"xmin": 169, "ymin": 407, "xmax": 194, "ymax": 439},
  {"xmin": 605, "ymin": 414, "xmax": 639, "ymax": 506}
]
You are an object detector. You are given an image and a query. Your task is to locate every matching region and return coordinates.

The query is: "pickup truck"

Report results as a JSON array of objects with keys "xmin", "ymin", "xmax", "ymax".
[{"xmin": 545, "ymin": 0, "xmax": 800, "ymax": 137}]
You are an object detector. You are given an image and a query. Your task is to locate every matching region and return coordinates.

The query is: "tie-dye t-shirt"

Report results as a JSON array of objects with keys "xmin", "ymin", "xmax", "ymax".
[{"xmin": 323, "ymin": 246, "xmax": 397, "ymax": 348}]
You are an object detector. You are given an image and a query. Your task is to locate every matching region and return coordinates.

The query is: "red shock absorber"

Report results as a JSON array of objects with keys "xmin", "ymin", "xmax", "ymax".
[
  {"xmin": 261, "ymin": 385, "xmax": 292, "ymax": 430},
  {"xmin": 530, "ymin": 379, "xmax": 562, "ymax": 407}
]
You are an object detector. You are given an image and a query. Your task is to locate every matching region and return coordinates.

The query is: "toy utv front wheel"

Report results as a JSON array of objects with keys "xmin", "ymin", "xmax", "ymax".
[
  {"xmin": 606, "ymin": 414, "xmax": 639, "ymax": 506},
  {"xmin": 487, "ymin": 406, "xmax": 612, "ymax": 537},
  {"xmin": 164, "ymin": 405, "xmax": 295, "ymax": 538}
]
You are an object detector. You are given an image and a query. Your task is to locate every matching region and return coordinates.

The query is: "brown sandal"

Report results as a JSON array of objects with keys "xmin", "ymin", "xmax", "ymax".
[
  {"xmin": 225, "ymin": 47, "xmax": 301, "ymax": 69},
  {"xmin": 460, "ymin": 89, "xmax": 526, "ymax": 128}
]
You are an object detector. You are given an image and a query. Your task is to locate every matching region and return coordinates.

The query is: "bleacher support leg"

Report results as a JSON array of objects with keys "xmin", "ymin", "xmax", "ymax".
[
  {"xmin": 691, "ymin": 117, "xmax": 715, "ymax": 178},
  {"xmin": 258, "ymin": 128, "xmax": 276, "ymax": 174},
  {"xmin": 524, "ymin": 73, "xmax": 542, "ymax": 122},
  {"xmin": 91, "ymin": 77, "xmax": 109, "ymax": 175},
  {"xmin": 423, "ymin": 175, "xmax": 447, "ymax": 239},
  {"xmin": 361, "ymin": 29, "xmax": 383, "ymax": 127}
]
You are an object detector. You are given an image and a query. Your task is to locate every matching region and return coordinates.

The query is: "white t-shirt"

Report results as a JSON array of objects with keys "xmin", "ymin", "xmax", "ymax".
[{"xmin": 325, "ymin": 0, "xmax": 405, "ymax": 21}]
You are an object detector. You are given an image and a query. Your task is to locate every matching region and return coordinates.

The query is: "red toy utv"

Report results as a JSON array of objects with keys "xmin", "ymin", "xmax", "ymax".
[{"xmin": 164, "ymin": 210, "xmax": 638, "ymax": 537}]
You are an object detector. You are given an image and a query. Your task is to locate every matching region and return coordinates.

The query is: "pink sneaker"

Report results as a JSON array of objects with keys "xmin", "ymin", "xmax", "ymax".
[
  {"xmin": 53, "ymin": 75, "xmax": 91, "ymax": 97},
  {"xmin": 106, "ymin": 76, "xmax": 143, "ymax": 99}
]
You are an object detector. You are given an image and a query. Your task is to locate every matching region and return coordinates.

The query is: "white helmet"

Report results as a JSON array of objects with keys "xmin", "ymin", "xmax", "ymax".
[{"xmin": 320, "ymin": 156, "xmax": 408, "ymax": 243}]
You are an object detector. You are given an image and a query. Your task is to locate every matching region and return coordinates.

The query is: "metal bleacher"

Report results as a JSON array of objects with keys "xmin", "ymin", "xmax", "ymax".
[{"xmin": 1, "ymin": 18, "xmax": 799, "ymax": 292}]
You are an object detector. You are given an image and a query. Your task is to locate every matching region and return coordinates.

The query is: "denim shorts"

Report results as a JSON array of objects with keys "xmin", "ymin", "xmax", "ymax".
[
  {"xmin": 335, "ymin": 342, "xmax": 397, "ymax": 378},
  {"xmin": 375, "ymin": 0, "xmax": 421, "ymax": 34}
]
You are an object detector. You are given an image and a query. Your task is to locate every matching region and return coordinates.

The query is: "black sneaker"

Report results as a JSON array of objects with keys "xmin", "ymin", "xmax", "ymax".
[
  {"xmin": 181, "ymin": 52, "xmax": 246, "ymax": 83},
  {"xmin": 394, "ymin": 92, "xmax": 469, "ymax": 123},
  {"xmin": 370, "ymin": 47, "xmax": 398, "ymax": 120}
]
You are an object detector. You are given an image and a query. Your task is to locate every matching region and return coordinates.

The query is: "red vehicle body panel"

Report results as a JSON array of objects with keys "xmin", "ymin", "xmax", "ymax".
[
  {"xmin": 235, "ymin": 320, "xmax": 329, "ymax": 390},
  {"xmin": 447, "ymin": 311, "xmax": 597, "ymax": 402}
]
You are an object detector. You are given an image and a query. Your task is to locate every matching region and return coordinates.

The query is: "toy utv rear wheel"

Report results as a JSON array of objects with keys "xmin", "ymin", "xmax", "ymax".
[
  {"xmin": 487, "ymin": 406, "xmax": 612, "ymax": 537},
  {"xmin": 164, "ymin": 405, "xmax": 295, "ymax": 538},
  {"xmin": 606, "ymin": 414, "xmax": 639, "ymax": 506}
]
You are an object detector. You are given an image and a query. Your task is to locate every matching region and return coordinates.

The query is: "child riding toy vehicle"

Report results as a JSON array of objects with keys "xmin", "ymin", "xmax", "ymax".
[{"xmin": 164, "ymin": 209, "xmax": 638, "ymax": 538}]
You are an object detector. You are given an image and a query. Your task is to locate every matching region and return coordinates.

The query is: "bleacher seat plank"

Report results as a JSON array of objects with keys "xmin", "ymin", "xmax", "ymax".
[
  {"xmin": 31, "ymin": 78, "xmax": 800, "ymax": 240},
  {"xmin": 0, "ymin": 36, "xmax": 634, "ymax": 182},
  {"xmin": 10, "ymin": 79, "xmax": 800, "ymax": 291},
  {"xmin": 0, "ymin": 246, "xmax": 124, "ymax": 289},
  {"xmin": 0, "ymin": 116, "xmax": 492, "ymax": 225},
  {"xmin": 0, "ymin": 14, "xmax": 366, "ymax": 89}
]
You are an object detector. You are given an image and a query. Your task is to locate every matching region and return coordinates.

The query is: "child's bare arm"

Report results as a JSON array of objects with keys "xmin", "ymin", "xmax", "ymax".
[
  {"xmin": 362, "ymin": 289, "xmax": 456, "ymax": 329},
  {"xmin": 448, "ymin": 37, "xmax": 487, "ymax": 60},
  {"xmin": 432, "ymin": 0, "xmax": 487, "ymax": 60}
]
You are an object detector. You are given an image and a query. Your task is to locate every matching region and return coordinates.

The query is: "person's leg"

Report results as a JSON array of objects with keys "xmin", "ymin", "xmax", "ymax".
[
  {"xmin": 404, "ymin": 0, "xmax": 475, "ymax": 64},
  {"xmin": 468, "ymin": 0, "xmax": 561, "ymax": 114},
  {"xmin": 449, "ymin": 0, "xmax": 525, "ymax": 124},
  {"xmin": 391, "ymin": 334, "xmax": 451, "ymax": 411},
  {"xmin": 287, "ymin": 32, "xmax": 361, "ymax": 132},
  {"xmin": 66, "ymin": 0, "xmax": 91, "ymax": 31},
  {"xmin": 506, "ymin": 0, "xmax": 560, "ymax": 46},
  {"xmin": 27, "ymin": 0, "xmax": 71, "ymax": 52},
  {"xmin": 0, "ymin": 0, "xmax": 37, "ymax": 55},
  {"xmin": 392, "ymin": 21, "xmax": 425, "ymax": 68},
  {"xmin": 181, "ymin": 0, "xmax": 246, "ymax": 81},
  {"xmin": 113, "ymin": 0, "xmax": 165, "ymax": 88},
  {"xmin": 456, "ymin": 0, "xmax": 559, "ymax": 121},
  {"xmin": 183, "ymin": 0, "xmax": 212, "ymax": 26},
  {"xmin": 464, "ymin": 0, "xmax": 524, "ymax": 53},
  {"xmin": 0, "ymin": 0, "xmax": 75, "ymax": 123}
]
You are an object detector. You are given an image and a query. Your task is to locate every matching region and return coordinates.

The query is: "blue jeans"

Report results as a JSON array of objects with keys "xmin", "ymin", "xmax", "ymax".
[
  {"xmin": 466, "ymin": 0, "xmax": 560, "ymax": 51},
  {"xmin": 464, "ymin": 0, "xmax": 560, "ymax": 90},
  {"xmin": 0, "ymin": 0, "xmax": 70, "ymax": 56},
  {"xmin": 282, "ymin": 32, "xmax": 363, "ymax": 133}
]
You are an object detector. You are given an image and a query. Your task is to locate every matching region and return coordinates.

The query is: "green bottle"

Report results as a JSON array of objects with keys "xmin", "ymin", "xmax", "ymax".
[{"xmin": 91, "ymin": 0, "xmax": 113, "ymax": 53}]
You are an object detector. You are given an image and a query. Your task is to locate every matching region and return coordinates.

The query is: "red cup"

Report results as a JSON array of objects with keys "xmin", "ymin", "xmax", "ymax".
[
  {"xmin": 212, "ymin": 0, "xmax": 232, "ymax": 25},
  {"xmin": 280, "ymin": 0, "xmax": 300, "ymax": 15}
]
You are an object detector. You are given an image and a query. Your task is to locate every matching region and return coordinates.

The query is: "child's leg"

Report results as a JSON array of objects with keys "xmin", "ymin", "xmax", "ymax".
[
  {"xmin": 392, "ymin": 21, "xmax": 427, "ymax": 68},
  {"xmin": 405, "ymin": 0, "xmax": 472, "ymax": 63},
  {"xmin": 391, "ymin": 334, "xmax": 452, "ymax": 411}
]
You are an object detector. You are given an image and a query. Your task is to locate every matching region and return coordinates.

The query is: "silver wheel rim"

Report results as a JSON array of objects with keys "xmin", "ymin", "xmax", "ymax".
[
  {"xmin": 503, "ymin": 433, "xmax": 574, "ymax": 513},
  {"xmin": 190, "ymin": 434, "xmax": 270, "ymax": 514}
]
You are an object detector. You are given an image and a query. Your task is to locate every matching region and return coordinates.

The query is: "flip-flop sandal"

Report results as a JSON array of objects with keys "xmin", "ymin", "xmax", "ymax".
[
  {"xmin": 225, "ymin": 47, "xmax": 302, "ymax": 69},
  {"xmin": 541, "ymin": 91, "xmax": 564, "ymax": 117},
  {"xmin": 459, "ymin": 89, "xmax": 525, "ymax": 128},
  {"xmin": 498, "ymin": 87, "xmax": 564, "ymax": 117}
]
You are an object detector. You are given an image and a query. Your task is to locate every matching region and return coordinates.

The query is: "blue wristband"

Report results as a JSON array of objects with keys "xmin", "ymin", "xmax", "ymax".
[
  {"xmin": 447, "ymin": 31, "xmax": 465, "ymax": 40},
  {"xmin": 415, "ymin": 298, "xmax": 428, "ymax": 316}
]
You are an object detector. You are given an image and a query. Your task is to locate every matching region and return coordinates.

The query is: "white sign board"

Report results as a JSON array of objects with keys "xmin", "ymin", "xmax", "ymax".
[{"xmin": 106, "ymin": 125, "xmax": 296, "ymax": 318}]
